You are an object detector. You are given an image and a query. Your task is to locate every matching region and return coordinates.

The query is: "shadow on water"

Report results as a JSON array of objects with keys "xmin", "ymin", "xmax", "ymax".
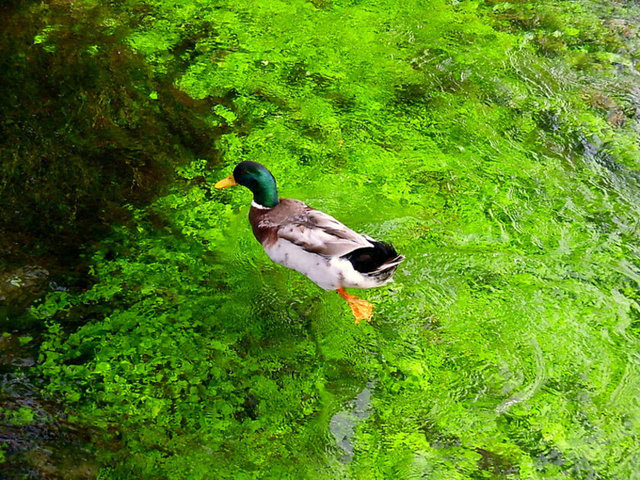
[{"xmin": 0, "ymin": 1, "xmax": 222, "ymax": 477}]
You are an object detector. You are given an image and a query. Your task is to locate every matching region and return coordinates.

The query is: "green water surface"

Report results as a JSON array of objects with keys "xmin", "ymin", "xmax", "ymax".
[{"xmin": 2, "ymin": 0, "xmax": 640, "ymax": 478}]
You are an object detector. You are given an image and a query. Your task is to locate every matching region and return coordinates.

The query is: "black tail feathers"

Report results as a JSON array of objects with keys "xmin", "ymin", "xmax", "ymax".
[{"xmin": 342, "ymin": 240, "xmax": 403, "ymax": 274}]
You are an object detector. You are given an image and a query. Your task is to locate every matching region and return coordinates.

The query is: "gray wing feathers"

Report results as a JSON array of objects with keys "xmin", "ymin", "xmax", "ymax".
[{"xmin": 276, "ymin": 208, "xmax": 373, "ymax": 257}]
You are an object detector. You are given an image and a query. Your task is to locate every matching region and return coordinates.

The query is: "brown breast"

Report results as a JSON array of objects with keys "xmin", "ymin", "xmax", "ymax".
[{"xmin": 248, "ymin": 199, "xmax": 307, "ymax": 247}]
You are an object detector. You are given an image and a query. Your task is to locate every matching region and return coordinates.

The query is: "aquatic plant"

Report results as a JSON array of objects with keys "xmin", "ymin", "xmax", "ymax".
[{"xmin": 11, "ymin": 0, "xmax": 640, "ymax": 477}]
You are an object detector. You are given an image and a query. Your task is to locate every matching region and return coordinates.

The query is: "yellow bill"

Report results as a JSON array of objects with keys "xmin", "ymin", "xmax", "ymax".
[{"xmin": 215, "ymin": 174, "xmax": 239, "ymax": 189}]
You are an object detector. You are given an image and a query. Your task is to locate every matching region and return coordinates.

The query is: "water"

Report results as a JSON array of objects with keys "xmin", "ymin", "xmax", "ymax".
[
  {"xmin": 2, "ymin": 0, "xmax": 640, "ymax": 478},
  {"xmin": 329, "ymin": 381, "xmax": 373, "ymax": 463}
]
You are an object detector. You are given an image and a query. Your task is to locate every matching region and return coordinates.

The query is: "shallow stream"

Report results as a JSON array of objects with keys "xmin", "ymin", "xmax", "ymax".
[{"xmin": 2, "ymin": 0, "xmax": 640, "ymax": 478}]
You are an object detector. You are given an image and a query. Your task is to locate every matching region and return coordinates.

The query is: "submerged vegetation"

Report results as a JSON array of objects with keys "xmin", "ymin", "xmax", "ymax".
[{"xmin": 2, "ymin": 0, "xmax": 640, "ymax": 478}]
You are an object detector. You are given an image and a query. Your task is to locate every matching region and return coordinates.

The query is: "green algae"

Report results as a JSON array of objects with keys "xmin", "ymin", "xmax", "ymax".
[
  {"xmin": 5, "ymin": 0, "xmax": 640, "ymax": 478},
  {"xmin": 0, "ymin": 0, "xmax": 217, "ymax": 264}
]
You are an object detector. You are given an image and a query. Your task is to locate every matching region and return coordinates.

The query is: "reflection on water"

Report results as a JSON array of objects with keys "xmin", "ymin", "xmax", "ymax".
[
  {"xmin": 329, "ymin": 381, "xmax": 373, "ymax": 463},
  {"xmin": 496, "ymin": 338, "xmax": 545, "ymax": 414}
]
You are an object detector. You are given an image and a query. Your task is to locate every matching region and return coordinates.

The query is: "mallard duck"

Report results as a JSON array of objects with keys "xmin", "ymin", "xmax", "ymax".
[{"xmin": 215, "ymin": 161, "xmax": 404, "ymax": 323}]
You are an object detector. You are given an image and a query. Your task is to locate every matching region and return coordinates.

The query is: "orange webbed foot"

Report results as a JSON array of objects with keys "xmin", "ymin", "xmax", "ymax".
[{"xmin": 337, "ymin": 288, "xmax": 374, "ymax": 324}]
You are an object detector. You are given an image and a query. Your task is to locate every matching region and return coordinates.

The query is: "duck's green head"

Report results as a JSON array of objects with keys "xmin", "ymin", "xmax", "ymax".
[{"xmin": 215, "ymin": 161, "xmax": 279, "ymax": 208}]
